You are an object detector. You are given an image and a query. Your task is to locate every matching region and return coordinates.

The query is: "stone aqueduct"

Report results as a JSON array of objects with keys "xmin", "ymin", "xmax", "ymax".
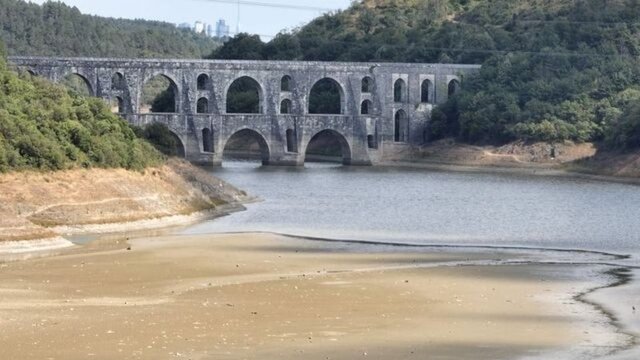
[{"xmin": 9, "ymin": 56, "xmax": 481, "ymax": 166}]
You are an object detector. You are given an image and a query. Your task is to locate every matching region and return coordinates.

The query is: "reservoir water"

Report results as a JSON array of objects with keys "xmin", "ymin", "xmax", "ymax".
[
  {"xmin": 182, "ymin": 161, "xmax": 640, "ymax": 260},
  {"xmin": 182, "ymin": 161, "xmax": 640, "ymax": 358}
]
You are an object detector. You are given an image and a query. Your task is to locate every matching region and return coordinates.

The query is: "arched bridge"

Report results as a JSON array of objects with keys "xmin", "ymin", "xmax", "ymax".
[{"xmin": 9, "ymin": 56, "xmax": 481, "ymax": 166}]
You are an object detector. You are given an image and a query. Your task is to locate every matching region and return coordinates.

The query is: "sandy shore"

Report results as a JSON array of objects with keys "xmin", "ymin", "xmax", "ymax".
[{"xmin": 0, "ymin": 232, "xmax": 627, "ymax": 360}]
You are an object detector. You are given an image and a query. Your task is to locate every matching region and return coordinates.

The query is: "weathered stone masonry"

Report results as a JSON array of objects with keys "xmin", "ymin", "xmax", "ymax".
[{"xmin": 9, "ymin": 56, "xmax": 481, "ymax": 166}]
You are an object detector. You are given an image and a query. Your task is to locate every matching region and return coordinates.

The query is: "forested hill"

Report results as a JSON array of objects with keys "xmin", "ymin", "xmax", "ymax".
[
  {"xmin": 0, "ymin": 41, "xmax": 164, "ymax": 172},
  {"xmin": 211, "ymin": 0, "xmax": 640, "ymax": 148},
  {"xmin": 0, "ymin": 0, "xmax": 221, "ymax": 58}
]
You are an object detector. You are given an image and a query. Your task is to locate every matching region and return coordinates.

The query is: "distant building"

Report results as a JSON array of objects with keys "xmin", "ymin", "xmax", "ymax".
[
  {"xmin": 176, "ymin": 20, "xmax": 228, "ymax": 38},
  {"xmin": 216, "ymin": 19, "xmax": 230, "ymax": 38},
  {"xmin": 194, "ymin": 21, "xmax": 205, "ymax": 34}
]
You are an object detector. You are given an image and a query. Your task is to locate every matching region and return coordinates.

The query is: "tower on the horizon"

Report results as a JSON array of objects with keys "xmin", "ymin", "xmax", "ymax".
[{"xmin": 216, "ymin": 19, "xmax": 230, "ymax": 38}]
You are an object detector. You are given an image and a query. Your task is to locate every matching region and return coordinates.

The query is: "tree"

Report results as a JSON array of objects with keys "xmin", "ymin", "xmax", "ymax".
[
  {"xmin": 263, "ymin": 33, "xmax": 302, "ymax": 60},
  {"xmin": 607, "ymin": 102, "xmax": 640, "ymax": 149},
  {"xmin": 209, "ymin": 33, "xmax": 265, "ymax": 60},
  {"xmin": 0, "ymin": 45, "xmax": 163, "ymax": 172},
  {"xmin": 0, "ymin": 0, "xmax": 220, "ymax": 58}
]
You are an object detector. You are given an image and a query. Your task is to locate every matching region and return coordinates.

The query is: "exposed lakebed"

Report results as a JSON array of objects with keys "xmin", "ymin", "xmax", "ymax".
[{"xmin": 179, "ymin": 161, "xmax": 640, "ymax": 359}]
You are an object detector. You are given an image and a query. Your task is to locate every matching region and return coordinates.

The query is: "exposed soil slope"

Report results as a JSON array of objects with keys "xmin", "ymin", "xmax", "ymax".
[
  {"xmin": 0, "ymin": 159, "xmax": 247, "ymax": 242},
  {"xmin": 388, "ymin": 139, "xmax": 640, "ymax": 179}
]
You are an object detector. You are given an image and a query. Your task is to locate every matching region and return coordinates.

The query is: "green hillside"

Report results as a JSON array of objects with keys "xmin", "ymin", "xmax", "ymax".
[
  {"xmin": 0, "ymin": 0, "xmax": 220, "ymax": 58},
  {"xmin": 0, "ymin": 43, "xmax": 164, "ymax": 172},
  {"xmin": 210, "ymin": 0, "xmax": 640, "ymax": 148}
]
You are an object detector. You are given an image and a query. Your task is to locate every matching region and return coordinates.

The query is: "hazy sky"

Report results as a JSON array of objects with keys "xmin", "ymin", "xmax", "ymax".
[{"xmin": 28, "ymin": 0, "xmax": 353, "ymax": 39}]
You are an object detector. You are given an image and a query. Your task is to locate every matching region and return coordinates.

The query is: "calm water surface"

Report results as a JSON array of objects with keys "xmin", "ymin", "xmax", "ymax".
[
  {"xmin": 168, "ymin": 161, "xmax": 640, "ymax": 358},
  {"xmin": 182, "ymin": 161, "xmax": 640, "ymax": 258}
]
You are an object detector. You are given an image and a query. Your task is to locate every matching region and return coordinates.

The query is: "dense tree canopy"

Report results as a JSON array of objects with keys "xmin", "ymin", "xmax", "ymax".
[
  {"xmin": 210, "ymin": 0, "xmax": 640, "ymax": 148},
  {"xmin": 0, "ymin": 45, "xmax": 164, "ymax": 172},
  {"xmin": 0, "ymin": 0, "xmax": 221, "ymax": 58}
]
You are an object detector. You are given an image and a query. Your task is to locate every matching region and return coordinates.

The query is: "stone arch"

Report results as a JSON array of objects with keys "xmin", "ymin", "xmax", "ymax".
[
  {"xmin": 309, "ymin": 77, "xmax": 345, "ymax": 115},
  {"xmin": 448, "ymin": 79, "xmax": 461, "ymax": 97},
  {"xmin": 144, "ymin": 123, "xmax": 186, "ymax": 157},
  {"xmin": 226, "ymin": 76, "xmax": 264, "ymax": 114},
  {"xmin": 280, "ymin": 99, "xmax": 292, "ymax": 114},
  {"xmin": 197, "ymin": 73, "xmax": 211, "ymax": 91},
  {"xmin": 394, "ymin": 78, "xmax": 407, "ymax": 103},
  {"xmin": 113, "ymin": 96, "xmax": 124, "ymax": 113},
  {"xmin": 111, "ymin": 72, "xmax": 125, "ymax": 91},
  {"xmin": 304, "ymin": 129, "xmax": 352, "ymax": 165},
  {"xmin": 222, "ymin": 128, "xmax": 270, "ymax": 165},
  {"xmin": 362, "ymin": 76, "xmax": 374, "ymax": 93},
  {"xmin": 169, "ymin": 129, "xmax": 187, "ymax": 158},
  {"xmin": 197, "ymin": 97, "xmax": 209, "ymax": 114},
  {"xmin": 394, "ymin": 110, "xmax": 409, "ymax": 143},
  {"xmin": 141, "ymin": 73, "xmax": 179, "ymax": 113},
  {"xmin": 421, "ymin": 79, "xmax": 433, "ymax": 103},
  {"xmin": 162, "ymin": 129, "xmax": 187, "ymax": 158},
  {"xmin": 281, "ymin": 75, "xmax": 292, "ymax": 92},
  {"xmin": 361, "ymin": 100, "xmax": 373, "ymax": 115},
  {"xmin": 202, "ymin": 127, "xmax": 214, "ymax": 153},
  {"xmin": 62, "ymin": 72, "xmax": 94, "ymax": 96}
]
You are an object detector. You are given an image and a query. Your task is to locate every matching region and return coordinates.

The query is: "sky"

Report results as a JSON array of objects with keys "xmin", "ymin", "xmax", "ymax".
[{"xmin": 28, "ymin": 0, "xmax": 353, "ymax": 39}]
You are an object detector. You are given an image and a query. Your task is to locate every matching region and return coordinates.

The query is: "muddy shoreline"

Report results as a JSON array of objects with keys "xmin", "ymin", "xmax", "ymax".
[
  {"xmin": 0, "ymin": 232, "xmax": 635, "ymax": 360},
  {"xmin": 1, "ymin": 157, "xmax": 638, "ymax": 358},
  {"xmin": 380, "ymin": 160, "xmax": 640, "ymax": 186}
]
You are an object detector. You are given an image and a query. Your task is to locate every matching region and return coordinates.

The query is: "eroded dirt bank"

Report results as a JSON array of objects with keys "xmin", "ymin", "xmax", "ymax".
[
  {"xmin": 0, "ymin": 159, "xmax": 248, "ymax": 244},
  {"xmin": 385, "ymin": 139, "xmax": 640, "ymax": 181}
]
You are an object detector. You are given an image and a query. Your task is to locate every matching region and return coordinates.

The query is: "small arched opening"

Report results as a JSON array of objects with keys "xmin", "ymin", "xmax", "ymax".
[
  {"xmin": 26, "ymin": 69, "xmax": 37, "ymax": 77},
  {"xmin": 281, "ymin": 75, "xmax": 292, "ymax": 92},
  {"xmin": 226, "ymin": 76, "xmax": 263, "ymax": 114},
  {"xmin": 197, "ymin": 74, "xmax": 211, "ymax": 91},
  {"xmin": 304, "ymin": 129, "xmax": 352, "ymax": 165},
  {"xmin": 141, "ymin": 74, "xmax": 178, "ymax": 113},
  {"xmin": 197, "ymin": 97, "xmax": 209, "ymax": 114},
  {"xmin": 362, "ymin": 77, "xmax": 373, "ymax": 93},
  {"xmin": 62, "ymin": 73, "xmax": 93, "ymax": 96},
  {"xmin": 309, "ymin": 78, "xmax": 344, "ymax": 115},
  {"xmin": 361, "ymin": 100, "xmax": 372, "ymax": 115},
  {"xmin": 394, "ymin": 110, "xmax": 409, "ymax": 143},
  {"xmin": 202, "ymin": 128, "xmax": 214, "ymax": 153},
  {"xmin": 448, "ymin": 79, "xmax": 461, "ymax": 97},
  {"xmin": 280, "ymin": 99, "xmax": 292, "ymax": 114},
  {"xmin": 222, "ymin": 129, "xmax": 270, "ymax": 166},
  {"xmin": 109, "ymin": 96, "xmax": 125, "ymax": 114},
  {"xmin": 421, "ymin": 79, "xmax": 432, "ymax": 103},
  {"xmin": 394, "ymin": 78, "xmax": 407, "ymax": 103},
  {"xmin": 111, "ymin": 72, "xmax": 125, "ymax": 91},
  {"xmin": 286, "ymin": 129, "xmax": 297, "ymax": 153}
]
